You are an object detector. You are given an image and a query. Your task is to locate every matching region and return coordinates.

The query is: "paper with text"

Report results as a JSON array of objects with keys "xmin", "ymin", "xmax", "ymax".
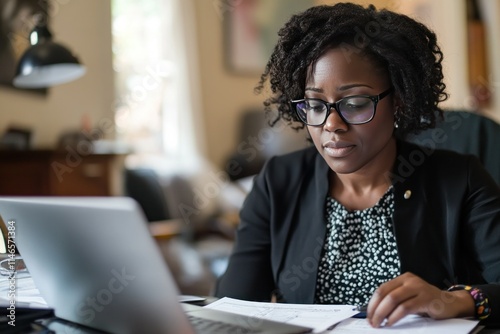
[
  {"xmin": 205, "ymin": 297, "xmax": 359, "ymax": 333},
  {"xmin": 331, "ymin": 315, "xmax": 479, "ymax": 333},
  {"xmin": 0, "ymin": 272, "xmax": 49, "ymax": 308}
]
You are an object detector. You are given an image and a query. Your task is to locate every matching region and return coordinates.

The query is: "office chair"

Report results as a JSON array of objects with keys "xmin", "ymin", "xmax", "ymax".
[
  {"xmin": 124, "ymin": 168, "xmax": 171, "ymax": 222},
  {"xmin": 224, "ymin": 109, "xmax": 309, "ymax": 181},
  {"xmin": 406, "ymin": 110, "xmax": 500, "ymax": 185}
]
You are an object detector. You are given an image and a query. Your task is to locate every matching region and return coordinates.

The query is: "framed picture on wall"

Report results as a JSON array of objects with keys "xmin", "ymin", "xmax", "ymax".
[
  {"xmin": 224, "ymin": 0, "xmax": 314, "ymax": 74},
  {"xmin": 0, "ymin": 0, "xmax": 48, "ymax": 93}
]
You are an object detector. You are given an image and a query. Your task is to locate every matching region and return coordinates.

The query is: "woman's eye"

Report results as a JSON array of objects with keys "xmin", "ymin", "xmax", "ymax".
[
  {"xmin": 346, "ymin": 103, "xmax": 363, "ymax": 109},
  {"xmin": 344, "ymin": 98, "xmax": 370, "ymax": 110},
  {"xmin": 310, "ymin": 105, "xmax": 324, "ymax": 112}
]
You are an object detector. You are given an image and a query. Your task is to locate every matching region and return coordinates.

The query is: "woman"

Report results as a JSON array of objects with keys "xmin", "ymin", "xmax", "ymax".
[{"xmin": 215, "ymin": 3, "xmax": 500, "ymax": 328}]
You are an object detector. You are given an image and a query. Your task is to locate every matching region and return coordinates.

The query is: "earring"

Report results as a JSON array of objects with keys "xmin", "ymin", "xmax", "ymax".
[{"xmin": 394, "ymin": 107, "xmax": 401, "ymax": 128}]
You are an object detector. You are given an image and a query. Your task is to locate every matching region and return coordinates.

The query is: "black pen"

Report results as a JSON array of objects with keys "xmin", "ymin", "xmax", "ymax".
[{"xmin": 352, "ymin": 304, "xmax": 368, "ymax": 318}]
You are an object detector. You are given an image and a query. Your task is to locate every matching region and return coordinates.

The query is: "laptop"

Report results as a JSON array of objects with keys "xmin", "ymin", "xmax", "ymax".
[{"xmin": 0, "ymin": 197, "xmax": 311, "ymax": 334}]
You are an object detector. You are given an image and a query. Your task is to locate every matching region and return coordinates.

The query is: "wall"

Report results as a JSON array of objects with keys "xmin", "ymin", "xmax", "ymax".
[
  {"xmin": 194, "ymin": 0, "xmax": 263, "ymax": 171},
  {"xmin": 0, "ymin": 0, "xmax": 114, "ymax": 148}
]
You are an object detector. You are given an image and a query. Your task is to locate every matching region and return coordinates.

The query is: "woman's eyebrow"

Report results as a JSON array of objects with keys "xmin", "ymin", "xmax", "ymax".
[
  {"xmin": 338, "ymin": 83, "xmax": 373, "ymax": 91},
  {"xmin": 305, "ymin": 84, "xmax": 374, "ymax": 93},
  {"xmin": 305, "ymin": 87, "xmax": 322, "ymax": 93}
]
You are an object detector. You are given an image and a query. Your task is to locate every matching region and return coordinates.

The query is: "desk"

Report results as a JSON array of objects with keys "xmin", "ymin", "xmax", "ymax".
[{"xmin": 1, "ymin": 268, "xmax": 499, "ymax": 333}]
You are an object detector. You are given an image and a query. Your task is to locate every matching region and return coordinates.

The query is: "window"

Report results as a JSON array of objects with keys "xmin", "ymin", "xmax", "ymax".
[{"xmin": 112, "ymin": 0, "xmax": 201, "ymax": 169}]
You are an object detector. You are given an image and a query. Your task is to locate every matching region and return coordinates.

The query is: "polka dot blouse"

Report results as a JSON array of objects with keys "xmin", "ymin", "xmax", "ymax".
[{"xmin": 315, "ymin": 187, "xmax": 401, "ymax": 306}]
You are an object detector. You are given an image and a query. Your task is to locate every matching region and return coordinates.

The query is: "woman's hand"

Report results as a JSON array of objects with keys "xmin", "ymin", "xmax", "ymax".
[{"xmin": 366, "ymin": 272, "xmax": 475, "ymax": 327}]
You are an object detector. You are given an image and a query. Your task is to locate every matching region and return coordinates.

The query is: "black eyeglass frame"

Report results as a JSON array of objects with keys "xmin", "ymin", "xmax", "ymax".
[{"xmin": 291, "ymin": 88, "xmax": 393, "ymax": 126}]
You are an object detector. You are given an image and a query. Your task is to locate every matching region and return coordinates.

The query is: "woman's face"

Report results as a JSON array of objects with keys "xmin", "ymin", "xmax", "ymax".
[{"xmin": 305, "ymin": 47, "xmax": 396, "ymax": 175}]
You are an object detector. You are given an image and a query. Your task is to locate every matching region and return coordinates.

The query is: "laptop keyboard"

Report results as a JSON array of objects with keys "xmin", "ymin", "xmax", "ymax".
[{"xmin": 187, "ymin": 314, "xmax": 261, "ymax": 334}]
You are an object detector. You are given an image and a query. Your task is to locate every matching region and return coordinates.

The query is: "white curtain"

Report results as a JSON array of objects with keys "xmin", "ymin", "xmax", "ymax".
[
  {"xmin": 115, "ymin": 0, "xmax": 206, "ymax": 174},
  {"xmin": 160, "ymin": 0, "xmax": 206, "ymax": 172}
]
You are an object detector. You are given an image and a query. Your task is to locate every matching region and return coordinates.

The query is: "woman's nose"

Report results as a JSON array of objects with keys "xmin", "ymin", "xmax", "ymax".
[{"xmin": 323, "ymin": 108, "xmax": 348, "ymax": 132}]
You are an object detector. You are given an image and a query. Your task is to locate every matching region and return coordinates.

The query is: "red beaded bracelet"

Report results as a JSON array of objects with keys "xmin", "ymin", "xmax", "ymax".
[{"xmin": 448, "ymin": 285, "xmax": 491, "ymax": 320}]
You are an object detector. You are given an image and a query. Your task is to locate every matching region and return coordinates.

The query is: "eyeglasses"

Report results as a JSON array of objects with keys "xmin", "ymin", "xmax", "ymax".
[{"xmin": 291, "ymin": 88, "xmax": 393, "ymax": 126}]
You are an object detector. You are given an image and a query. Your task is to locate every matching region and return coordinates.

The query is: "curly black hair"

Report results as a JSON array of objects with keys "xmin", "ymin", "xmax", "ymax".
[{"xmin": 256, "ymin": 2, "xmax": 448, "ymax": 139}]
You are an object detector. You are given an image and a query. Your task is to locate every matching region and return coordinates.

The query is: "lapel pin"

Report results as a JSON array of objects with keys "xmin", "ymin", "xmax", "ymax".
[{"xmin": 404, "ymin": 190, "xmax": 412, "ymax": 199}]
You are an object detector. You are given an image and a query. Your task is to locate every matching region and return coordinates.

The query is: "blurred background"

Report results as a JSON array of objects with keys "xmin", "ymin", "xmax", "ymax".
[{"xmin": 1, "ymin": 0, "xmax": 499, "ymax": 295}]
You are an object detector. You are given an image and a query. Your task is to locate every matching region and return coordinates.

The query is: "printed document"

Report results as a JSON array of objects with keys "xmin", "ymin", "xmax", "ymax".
[
  {"xmin": 205, "ymin": 297, "xmax": 359, "ymax": 333},
  {"xmin": 330, "ymin": 315, "xmax": 479, "ymax": 333},
  {"xmin": 206, "ymin": 297, "xmax": 480, "ymax": 334}
]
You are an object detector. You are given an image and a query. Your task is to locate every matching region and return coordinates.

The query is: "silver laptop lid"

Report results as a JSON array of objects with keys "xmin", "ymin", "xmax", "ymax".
[{"xmin": 0, "ymin": 196, "xmax": 194, "ymax": 334}]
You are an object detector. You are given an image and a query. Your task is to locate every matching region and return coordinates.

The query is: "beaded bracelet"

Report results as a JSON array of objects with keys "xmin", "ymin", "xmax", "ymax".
[{"xmin": 448, "ymin": 284, "xmax": 491, "ymax": 320}]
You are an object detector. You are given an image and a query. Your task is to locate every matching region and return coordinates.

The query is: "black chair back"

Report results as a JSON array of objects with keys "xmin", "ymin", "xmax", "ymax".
[{"xmin": 407, "ymin": 110, "xmax": 500, "ymax": 185}]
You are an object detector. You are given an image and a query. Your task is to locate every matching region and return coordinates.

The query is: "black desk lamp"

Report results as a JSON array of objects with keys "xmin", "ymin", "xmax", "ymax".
[{"xmin": 13, "ymin": 20, "xmax": 86, "ymax": 89}]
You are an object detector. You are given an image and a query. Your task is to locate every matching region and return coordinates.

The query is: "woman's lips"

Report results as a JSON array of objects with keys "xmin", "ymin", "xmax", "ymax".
[{"xmin": 323, "ymin": 141, "xmax": 355, "ymax": 158}]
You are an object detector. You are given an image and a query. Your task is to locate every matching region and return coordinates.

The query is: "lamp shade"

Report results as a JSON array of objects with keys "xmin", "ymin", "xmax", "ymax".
[{"xmin": 13, "ymin": 24, "xmax": 86, "ymax": 89}]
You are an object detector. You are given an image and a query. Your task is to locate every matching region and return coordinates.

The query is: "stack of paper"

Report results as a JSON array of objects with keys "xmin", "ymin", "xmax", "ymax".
[
  {"xmin": 331, "ymin": 316, "xmax": 479, "ymax": 333},
  {"xmin": 205, "ymin": 297, "xmax": 480, "ymax": 333},
  {"xmin": 205, "ymin": 297, "xmax": 359, "ymax": 333}
]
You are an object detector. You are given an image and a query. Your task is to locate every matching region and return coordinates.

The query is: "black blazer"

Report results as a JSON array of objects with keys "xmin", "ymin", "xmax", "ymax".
[{"xmin": 216, "ymin": 141, "xmax": 500, "ymax": 326}]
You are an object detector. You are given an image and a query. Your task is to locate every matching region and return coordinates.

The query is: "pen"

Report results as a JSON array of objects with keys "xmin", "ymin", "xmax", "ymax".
[{"xmin": 352, "ymin": 304, "xmax": 368, "ymax": 318}]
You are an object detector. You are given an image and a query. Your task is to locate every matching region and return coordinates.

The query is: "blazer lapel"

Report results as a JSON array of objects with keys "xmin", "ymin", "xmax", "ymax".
[{"xmin": 278, "ymin": 152, "xmax": 330, "ymax": 303}]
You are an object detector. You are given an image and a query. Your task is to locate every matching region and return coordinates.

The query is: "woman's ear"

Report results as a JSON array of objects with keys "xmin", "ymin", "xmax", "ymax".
[{"xmin": 392, "ymin": 94, "xmax": 402, "ymax": 110}]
